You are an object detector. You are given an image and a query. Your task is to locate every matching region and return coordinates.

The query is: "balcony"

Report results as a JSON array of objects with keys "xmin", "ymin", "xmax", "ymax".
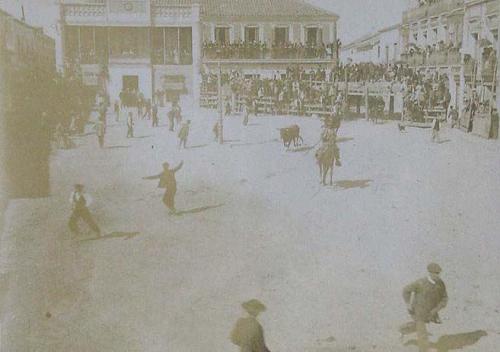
[
  {"xmin": 403, "ymin": 0, "xmax": 464, "ymax": 23},
  {"xmin": 63, "ymin": 1, "xmax": 196, "ymax": 26},
  {"xmin": 63, "ymin": 3, "xmax": 106, "ymax": 24},
  {"xmin": 202, "ymin": 44, "xmax": 335, "ymax": 63},
  {"xmin": 401, "ymin": 48, "xmax": 463, "ymax": 67}
]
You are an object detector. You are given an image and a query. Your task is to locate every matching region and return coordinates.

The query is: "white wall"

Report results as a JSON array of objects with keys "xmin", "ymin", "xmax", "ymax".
[{"xmin": 341, "ymin": 26, "xmax": 400, "ymax": 64}]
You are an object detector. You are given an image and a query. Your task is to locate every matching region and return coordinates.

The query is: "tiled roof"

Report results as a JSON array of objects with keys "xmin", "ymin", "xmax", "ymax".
[{"xmin": 198, "ymin": 0, "xmax": 338, "ymax": 19}]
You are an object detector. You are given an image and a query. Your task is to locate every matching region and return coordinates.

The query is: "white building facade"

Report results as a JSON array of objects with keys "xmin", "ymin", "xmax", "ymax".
[
  {"xmin": 341, "ymin": 25, "xmax": 402, "ymax": 65},
  {"xmin": 59, "ymin": 0, "xmax": 201, "ymax": 103},
  {"xmin": 58, "ymin": 0, "xmax": 339, "ymax": 102}
]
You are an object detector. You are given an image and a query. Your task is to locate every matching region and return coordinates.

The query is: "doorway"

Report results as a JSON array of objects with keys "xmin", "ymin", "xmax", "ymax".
[{"xmin": 123, "ymin": 75, "xmax": 139, "ymax": 91}]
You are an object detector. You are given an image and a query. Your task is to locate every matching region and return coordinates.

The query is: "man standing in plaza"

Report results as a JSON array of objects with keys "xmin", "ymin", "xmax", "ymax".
[
  {"xmin": 68, "ymin": 184, "xmax": 101, "ymax": 237},
  {"xmin": 95, "ymin": 120, "xmax": 105, "ymax": 148},
  {"xmin": 178, "ymin": 120, "xmax": 191, "ymax": 149},
  {"xmin": 114, "ymin": 99, "xmax": 120, "ymax": 122},
  {"xmin": 127, "ymin": 112, "xmax": 134, "ymax": 138},
  {"xmin": 431, "ymin": 117, "xmax": 440, "ymax": 143},
  {"xmin": 143, "ymin": 161, "xmax": 184, "ymax": 215},
  {"xmin": 152, "ymin": 103, "xmax": 159, "ymax": 127},
  {"xmin": 230, "ymin": 299, "xmax": 271, "ymax": 352},
  {"xmin": 401, "ymin": 263, "xmax": 448, "ymax": 352}
]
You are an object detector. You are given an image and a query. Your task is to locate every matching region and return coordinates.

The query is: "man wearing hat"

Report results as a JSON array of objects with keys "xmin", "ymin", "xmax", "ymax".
[
  {"xmin": 68, "ymin": 184, "xmax": 101, "ymax": 237},
  {"xmin": 401, "ymin": 263, "xmax": 448, "ymax": 352},
  {"xmin": 178, "ymin": 120, "xmax": 191, "ymax": 149},
  {"xmin": 230, "ymin": 299, "xmax": 271, "ymax": 352}
]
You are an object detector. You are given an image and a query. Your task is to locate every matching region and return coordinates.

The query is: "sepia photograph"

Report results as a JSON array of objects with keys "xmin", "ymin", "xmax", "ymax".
[{"xmin": 0, "ymin": 0, "xmax": 499, "ymax": 351}]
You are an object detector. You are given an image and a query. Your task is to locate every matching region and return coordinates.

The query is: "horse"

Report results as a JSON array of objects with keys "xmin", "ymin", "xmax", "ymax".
[
  {"xmin": 279, "ymin": 125, "xmax": 303, "ymax": 148},
  {"xmin": 315, "ymin": 144, "xmax": 336, "ymax": 186}
]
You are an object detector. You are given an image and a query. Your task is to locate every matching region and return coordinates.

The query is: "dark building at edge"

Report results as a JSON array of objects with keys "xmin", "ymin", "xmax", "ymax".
[{"xmin": 0, "ymin": 9, "xmax": 56, "ymax": 201}]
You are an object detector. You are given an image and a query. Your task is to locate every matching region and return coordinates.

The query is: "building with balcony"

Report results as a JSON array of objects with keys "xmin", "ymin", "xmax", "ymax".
[
  {"xmin": 401, "ymin": 0, "xmax": 498, "ymax": 136},
  {"xmin": 199, "ymin": 0, "xmax": 338, "ymax": 77},
  {"xmin": 59, "ymin": 0, "xmax": 201, "ymax": 103},
  {"xmin": 58, "ymin": 0, "xmax": 338, "ymax": 103},
  {"xmin": 340, "ymin": 24, "xmax": 401, "ymax": 65}
]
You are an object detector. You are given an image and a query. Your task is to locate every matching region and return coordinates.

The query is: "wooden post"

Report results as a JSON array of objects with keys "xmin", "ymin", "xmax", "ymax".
[
  {"xmin": 365, "ymin": 83, "xmax": 369, "ymax": 120},
  {"xmin": 343, "ymin": 66, "xmax": 348, "ymax": 113},
  {"xmin": 218, "ymin": 61, "xmax": 223, "ymax": 144}
]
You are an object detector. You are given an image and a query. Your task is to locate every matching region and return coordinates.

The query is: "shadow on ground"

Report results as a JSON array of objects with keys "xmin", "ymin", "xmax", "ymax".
[
  {"xmin": 337, "ymin": 137, "xmax": 354, "ymax": 143},
  {"xmin": 175, "ymin": 204, "xmax": 224, "ymax": 216},
  {"xmin": 133, "ymin": 135, "xmax": 153, "ymax": 139},
  {"xmin": 105, "ymin": 145, "xmax": 131, "ymax": 149},
  {"xmin": 229, "ymin": 139, "xmax": 279, "ymax": 148},
  {"xmin": 404, "ymin": 330, "xmax": 487, "ymax": 351},
  {"xmin": 289, "ymin": 145, "xmax": 315, "ymax": 152},
  {"xmin": 335, "ymin": 179, "xmax": 372, "ymax": 190},
  {"xmin": 187, "ymin": 144, "xmax": 209, "ymax": 150},
  {"xmin": 79, "ymin": 231, "xmax": 140, "ymax": 242}
]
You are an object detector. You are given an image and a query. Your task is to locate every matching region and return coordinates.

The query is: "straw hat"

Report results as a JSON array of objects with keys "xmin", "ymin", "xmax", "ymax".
[{"xmin": 242, "ymin": 299, "xmax": 266, "ymax": 314}]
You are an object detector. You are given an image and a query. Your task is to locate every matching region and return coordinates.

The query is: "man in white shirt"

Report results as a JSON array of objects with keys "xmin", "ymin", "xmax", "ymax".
[{"xmin": 68, "ymin": 184, "xmax": 101, "ymax": 236}]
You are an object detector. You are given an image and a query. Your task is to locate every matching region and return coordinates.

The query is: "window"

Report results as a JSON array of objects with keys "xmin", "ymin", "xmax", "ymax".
[
  {"xmin": 179, "ymin": 27, "xmax": 192, "ymax": 64},
  {"xmin": 64, "ymin": 26, "xmax": 79, "ymax": 62},
  {"xmin": 109, "ymin": 27, "xmax": 149, "ymax": 58},
  {"xmin": 306, "ymin": 27, "xmax": 321, "ymax": 46},
  {"xmin": 215, "ymin": 27, "xmax": 230, "ymax": 45},
  {"xmin": 152, "ymin": 28, "xmax": 164, "ymax": 64},
  {"xmin": 245, "ymin": 26, "xmax": 259, "ymax": 42},
  {"xmin": 154, "ymin": 27, "xmax": 192, "ymax": 65},
  {"xmin": 80, "ymin": 27, "xmax": 95, "ymax": 64},
  {"xmin": 95, "ymin": 27, "xmax": 109, "ymax": 63},
  {"xmin": 274, "ymin": 27, "xmax": 288, "ymax": 45}
]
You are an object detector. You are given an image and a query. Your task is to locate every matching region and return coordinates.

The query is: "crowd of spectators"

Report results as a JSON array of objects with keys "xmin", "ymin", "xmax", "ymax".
[
  {"xmin": 200, "ymin": 62, "xmax": 457, "ymax": 120},
  {"xmin": 202, "ymin": 41, "xmax": 337, "ymax": 60},
  {"xmin": 402, "ymin": 41, "xmax": 462, "ymax": 66},
  {"xmin": 416, "ymin": 0, "xmax": 441, "ymax": 7}
]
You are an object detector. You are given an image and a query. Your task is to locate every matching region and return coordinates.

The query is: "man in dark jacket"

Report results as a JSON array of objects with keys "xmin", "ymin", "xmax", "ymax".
[
  {"xmin": 68, "ymin": 184, "xmax": 101, "ymax": 236},
  {"xmin": 143, "ymin": 161, "xmax": 184, "ymax": 214},
  {"xmin": 401, "ymin": 263, "xmax": 448, "ymax": 352},
  {"xmin": 230, "ymin": 299, "xmax": 271, "ymax": 352}
]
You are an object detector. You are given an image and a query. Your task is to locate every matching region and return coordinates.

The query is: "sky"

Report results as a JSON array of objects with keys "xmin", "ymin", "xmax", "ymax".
[{"xmin": 0, "ymin": 0, "xmax": 409, "ymax": 44}]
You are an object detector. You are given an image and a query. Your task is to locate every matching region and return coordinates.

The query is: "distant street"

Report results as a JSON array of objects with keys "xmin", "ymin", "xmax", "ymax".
[{"xmin": 1, "ymin": 99, "xmax": 500, "ymax": 352}]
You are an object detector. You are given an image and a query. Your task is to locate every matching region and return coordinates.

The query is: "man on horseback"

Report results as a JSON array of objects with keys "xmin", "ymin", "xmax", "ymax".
[
  {"xmin": 320, "ymin": 119, "xmax": 341, "ymax": 167},
  {"xmin": 315, "ymin": 117, "xmax": 342, "ymax": 186}
]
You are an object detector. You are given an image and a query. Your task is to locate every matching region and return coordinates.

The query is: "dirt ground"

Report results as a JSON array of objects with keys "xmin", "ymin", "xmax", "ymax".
[{"xmin": 1, "ymin": 99, "xmax": 499, "ymax": 352}]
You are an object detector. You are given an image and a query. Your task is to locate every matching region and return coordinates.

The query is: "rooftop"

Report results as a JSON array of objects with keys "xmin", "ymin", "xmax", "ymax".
[
  {"xmin": 199, "ymin": 0, "xmax": 338, "ymax": 19},
  {"xmin": 342, "ymin": 24, "xmax": 401, "ymax": 50},
  {"xmin": 61, "ymin": 0, "xmax": 338, "ymax": 19}
]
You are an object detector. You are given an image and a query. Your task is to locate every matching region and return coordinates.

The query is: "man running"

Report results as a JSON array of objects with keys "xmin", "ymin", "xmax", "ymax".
[
  {"xmin": 143, "ymin": 161, "xmax": 184, "ymax": 214},
  {"xmin": 401, "ymin": 263, "xmax": 448, "ymax": 352},
  {"xmin": 68, "ymin": 184, "xmax": 101, "ymax": 237}
]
